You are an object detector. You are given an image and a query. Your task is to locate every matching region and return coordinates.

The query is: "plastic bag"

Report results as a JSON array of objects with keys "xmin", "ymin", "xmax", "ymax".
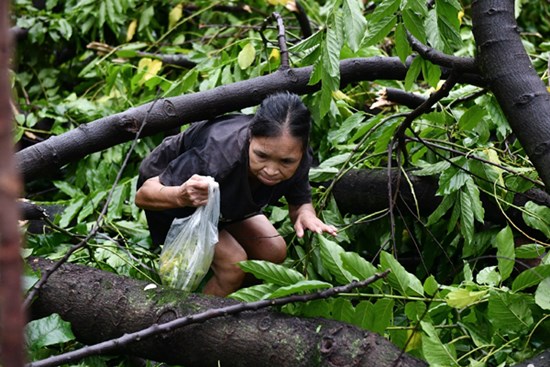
[{"xmin": 159, "ymin": 177, "xmax": 220, "ymax": 291}]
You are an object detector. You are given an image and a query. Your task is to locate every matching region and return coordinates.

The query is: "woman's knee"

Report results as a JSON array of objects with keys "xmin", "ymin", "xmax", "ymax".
[{"xmin": 262, "ymin": 236, "xmax": 287, "ymax": 264}]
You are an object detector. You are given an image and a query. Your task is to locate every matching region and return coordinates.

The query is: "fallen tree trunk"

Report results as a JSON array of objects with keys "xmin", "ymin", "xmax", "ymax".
[
  {"xmin": 29, "ymin": 257, "xmax": 427, "ymax": 367},
  {"xmin": 331, "ymin": 169, "xmax": 550, "ymax": 240},
  {"xmin": 15, "ymin": 57, "xmax": 482, "ymax": 183}
]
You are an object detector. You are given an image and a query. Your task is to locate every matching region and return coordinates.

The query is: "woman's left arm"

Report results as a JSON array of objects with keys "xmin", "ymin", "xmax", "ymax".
[{"xmin": 289, "ymin": 203, "xmax": 338, "ymax": 238}]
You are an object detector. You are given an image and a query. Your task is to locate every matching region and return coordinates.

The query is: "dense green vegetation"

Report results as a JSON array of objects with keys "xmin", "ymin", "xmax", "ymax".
[{"xmin": 12, "ymin": 0, "xmax": 549, "ymax": 366}]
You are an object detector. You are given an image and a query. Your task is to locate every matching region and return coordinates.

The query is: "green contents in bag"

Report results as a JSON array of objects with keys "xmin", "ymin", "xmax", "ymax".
[{"xmin": 158, "ymin": 177, "xmax": 220, "ymax": 292}]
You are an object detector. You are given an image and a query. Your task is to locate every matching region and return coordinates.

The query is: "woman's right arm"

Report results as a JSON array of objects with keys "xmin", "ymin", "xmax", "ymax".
[{"xmin": 135, "ymin": 175, "xmax": 210, "ymax": 211}]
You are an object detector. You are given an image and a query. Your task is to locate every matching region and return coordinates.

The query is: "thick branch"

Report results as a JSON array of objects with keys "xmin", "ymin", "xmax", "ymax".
[
  {"xmin": 406, "ymin": 31, "xmax": 478, "ymax": 73},
  {"xmin": 331, "ymin": 169, "xmax": 550, "ymax": 241},
  {"xmin": 29, "ymin": 257, "xmax": 427, "ymax": 367},
  {"xmin": 16, "ymin": 57, "xmax": 483, "ymax": 182},
  {"xmin": 472, "ymin": 0, "xmax": 550, "ymax": 191}
]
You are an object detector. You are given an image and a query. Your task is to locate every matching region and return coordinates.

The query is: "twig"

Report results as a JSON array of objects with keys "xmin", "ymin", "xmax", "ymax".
[
  {"xmin": 27, "ymin": 270, "xmax": 391, "ymax": 367},
  {"xmin": 292, "ymin": 0, "xmax": 313, "ymax": 38},
  {"xmin": 387, "ymin": 72, "xmax": 459, "ymax": 258},
  {"xmin": 272, "ymin": 12, "xmax": 290, "ymax": 70},
  {"xmin": 406, "ymin": 31, "xmax": 478, "ymax": 73}
]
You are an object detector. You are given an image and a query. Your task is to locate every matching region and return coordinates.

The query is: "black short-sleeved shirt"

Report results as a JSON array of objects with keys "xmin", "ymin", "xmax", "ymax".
[{"xmin": 137, "ymin": 114, "xmax": 313, "ymax": 246}]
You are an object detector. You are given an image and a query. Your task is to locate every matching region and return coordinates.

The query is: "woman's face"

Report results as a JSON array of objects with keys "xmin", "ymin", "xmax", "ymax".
[{"xmin": 248, "ymin": 132, "xmax": 303, "ymax": 186}]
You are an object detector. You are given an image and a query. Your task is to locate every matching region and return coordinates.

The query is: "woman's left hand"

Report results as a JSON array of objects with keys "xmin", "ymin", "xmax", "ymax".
[{"xmin": 290, "ymin": 203, "xmax": 338, "ymax": 238}]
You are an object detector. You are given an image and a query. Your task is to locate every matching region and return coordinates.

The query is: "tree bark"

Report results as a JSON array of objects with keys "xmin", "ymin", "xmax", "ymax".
[
  {"xmin": 472, "ymin": 0, "xmax": 550, "ymax": 192},
  {"xmin": 0, "ymin": 0, "xmax": 25, "ymax": 364},
  {"xmin": 331, "ymin": 169, "xmax": 550, "ymax": 240},
  {"xmin": 29, "ymin": 257, "xmax": 427, "ymax": 367},
  {"xmin": 15, "ymin": 57, "xmax": 482, "ymax": 183}
]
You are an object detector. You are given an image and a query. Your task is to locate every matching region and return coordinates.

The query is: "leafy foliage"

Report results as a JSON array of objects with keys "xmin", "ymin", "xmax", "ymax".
[{"xmin": 11, "ymin": 0, "xmax": 550, "ymax": 366}]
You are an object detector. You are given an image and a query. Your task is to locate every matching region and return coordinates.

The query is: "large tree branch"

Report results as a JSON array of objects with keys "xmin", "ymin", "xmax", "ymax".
[
  {"xmin": 330, "ymin": 169, "xmax": 550, "ymax": 241},
  {"xmin": 15, "ymin": 57, "xmax": 484, "ymax": 182},
  {"xmin": 29, "ymin": 257, "xmax": 427, "ymax": 367},
  {"xmin": 472, "ymin": 0, "xmax": 550, "ymax": 192}
]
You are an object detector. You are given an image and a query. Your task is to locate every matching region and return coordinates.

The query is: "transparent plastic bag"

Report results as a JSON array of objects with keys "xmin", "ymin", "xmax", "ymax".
[{"xmin": 159, "ymin": 177, "xmax": 220, "ymax": 291}]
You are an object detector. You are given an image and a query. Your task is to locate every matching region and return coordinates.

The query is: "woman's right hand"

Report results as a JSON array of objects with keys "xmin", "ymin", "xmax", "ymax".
[
  {"xmin": 176, "ymin": 174, "xmax": 211, "ymax": 207},
  {"xmin": 135, "ymin": 175, "xmax": 211, "ymax": 211}
]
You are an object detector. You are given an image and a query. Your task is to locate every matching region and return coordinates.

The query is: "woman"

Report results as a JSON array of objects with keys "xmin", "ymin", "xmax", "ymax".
[{"xmin": 135, "ymin": 92, "xmax": 337, "ymax": 297}]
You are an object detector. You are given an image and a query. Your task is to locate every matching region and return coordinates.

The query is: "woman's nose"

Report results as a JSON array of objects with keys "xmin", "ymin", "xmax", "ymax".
[{"xmin": 264, "ymin": 163, "xmax": 279, "ymax": 176}]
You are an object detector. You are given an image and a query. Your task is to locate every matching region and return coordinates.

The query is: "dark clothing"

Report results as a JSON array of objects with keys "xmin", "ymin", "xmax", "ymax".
[{"xmin": 137, "ymin": 114, "xmax": 313, "ymax": 246}]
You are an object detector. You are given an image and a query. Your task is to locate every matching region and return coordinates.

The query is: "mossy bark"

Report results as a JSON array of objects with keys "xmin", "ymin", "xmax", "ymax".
[{"xmin": 29, "ymin": 257, "xmax": 427, "ymax": 367}]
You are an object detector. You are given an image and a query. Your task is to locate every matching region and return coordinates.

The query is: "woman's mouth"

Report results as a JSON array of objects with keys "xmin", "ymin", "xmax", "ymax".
[{"xmin": 259, "ymin": 174, "xmax": 279, "ymax": 185}]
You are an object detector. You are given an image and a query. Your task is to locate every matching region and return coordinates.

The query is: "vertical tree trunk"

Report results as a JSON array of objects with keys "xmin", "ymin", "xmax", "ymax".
[
  {"xmin": 0, "ymin": 0, "xmax": 25, "ymax": 365},
  {"xmin": 472, "ymin": 0, "xmax": 550, "ymax": 191}
]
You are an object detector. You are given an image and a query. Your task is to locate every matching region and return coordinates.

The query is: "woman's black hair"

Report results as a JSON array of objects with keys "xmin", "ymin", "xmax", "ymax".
[{"xmin": 249, "ymin": 92, "xmax": 311, "ymax": 150}]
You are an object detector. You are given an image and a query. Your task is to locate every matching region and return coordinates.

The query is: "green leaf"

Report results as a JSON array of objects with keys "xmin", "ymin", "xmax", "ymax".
[
  {"xmin": 522, "ymin": 201, "xmax": 550, "ymax": 238},
  {"xmin": 459, "ymin": 188, "xmax": 475, "ymax": 244},
  {"xmin": 77, "ymin": 190, "xmax": 108, "ymax": 223},
  {"xmin": 168, "ymin": 3, "xmax": 183, "ymax": 29},
  {"xmin": 458, "ymin": 105, "xmax": 487, "ymax": 132},
  {"xmin": 404, "ymin": 56, "xmax": 422, "ymax": 90},
  {"xmin": 318, "ymin": 235, "xmax": 355, "ymax": 284},
  {"xmin": 495, "ymin": 226, "xmax": 514, "ymax": 281},
  {"xmin": 427, "ymin": 193, "xmax": 455, "ymax": 226},
  {"xmin": 324, "ymin": 15, "xmax": 343, "ymax": 78},
  {"xmin": 328, "ymin": 112, "xmax": 366, "ymax": 143},
  {"xmin": 402, "ymin": 8, "xmax": 426, "ymax": 44},
  {"xmin": 288, "ymin": 29, "xmax": 323, "ymax": 54},
  {"xmin": 394, "ymin": 23, "xmax": 412, "ymax": 64},
  {"xmin": 424, "ymin": 275, "xmax": 440, "ymax": 296},
  {"xmin": 139, "ymin": 6, "xmax": 155, "ymax": 32},
  {"xmin": 53, "ymin": 181, "xmax": 84, "ymax": 198},
  {"xmin": 512, "ymin": 264, "xmax": 550, "ymax": 292},
  {"xmin": 364, "ymin": 15, "xmax": 397, "ymax": 47},
  {"xmin": 421, "ymin": 57, "xmax": 442, "ymax": 88},
  {"xmin": 515, "ymin": 243, "xmax": 547, "ymax": 259},
  {"xmin": 535, "ymin": 277, "xmax": 550, "ymax": 310},
  {"xmin": 340, "ymin": 252, "xmax": 378, "ymax": 283},
  {"xmin": 464, "ymin": 178, "xmax": 484, "ymax": 223},
  {"xmin": 59, "ymin": 196, "xmax": 86, "ymax": 228},
  {"xmin": 380, "ymin": 251, "xmax": 423, "ymax": 296},
  {"xmin": 229, "ymin": 283, "xmax": 280, "ymax": 302},
  {"xmin": 488, "ymin": 291, "xmax": 533, "ymax": 332},
  {"xmin": 268, "ymin": 280, "xmax": 333, "ymax": 299},
  {"xmin": 343, "ymin": 0, "xmax": 367, "ymax": 52},
  {"xmin": 26, "ymin": 314, "xmax": 75, "ymax": 349},
  {"xmin": 445, "ymin": 288, "xmax": 488, "ymax": 309},
  {"xmin": 370, "ymin": 0, "xmax": 400, "ymax": 21},
  {"xmin": 238, "ymin": 260, "xmax": 305, "ymax": 286},
  {"xmin": 421, "ymin": 321, "xmax": 459, "ymax": 366},
  {"xmin": 476, "ymin": 266, "xmax": 501, "ymax": 286},
  {"xmin": 405, "ymin": 301, "xmax": 427, "ymax": 322},
  {"xmin": 370, "ymin": 298, "xmax": 394, "ymax": 334},
  {"xmin": 237, "ymin": 43, "xmax": 256, "ymax": 70},
  {"xmin": 435, "ymin": 1, "xmax": 462, "ymax": 51},
  {"xmin": 438, "ymin": 165, "xmax": 469, "ymax": 195},
  {"xmin": 425, "ymin": 9, "xmax": 443, "ymax": 50},
  {"xmin": 331, "ymin": 298, "xmax": 355, "ymax": 323},
  {"xmin": 354, "ymin": 298, "xmax": 394, "ymax": 334},
  {"xmin": 107, "ymin": 182, "xmax": 128, "ymax": 220}
]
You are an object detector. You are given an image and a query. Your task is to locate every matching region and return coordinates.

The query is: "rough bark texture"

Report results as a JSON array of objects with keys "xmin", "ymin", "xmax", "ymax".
[
  {"xmin": 511, "ymin": 350, "xmax": 550, "ymax": 367},
  {"xmin": 29, "ymin": 257, "xmax": 427, "ymax": 367},
  {"xmin": 331, "ymin": 169, "xmax": 550, "ymax": 240},
  {"xmin": 472, "ymin": 0, "xmax": 550, "ymax": 191},
  {"xmin": 15, "ymin": 57, "xmax": 483, "ymax": 183},
  {"xmin": 0, "ymin": 0, "xmax": 25, "ymax": 364}
]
